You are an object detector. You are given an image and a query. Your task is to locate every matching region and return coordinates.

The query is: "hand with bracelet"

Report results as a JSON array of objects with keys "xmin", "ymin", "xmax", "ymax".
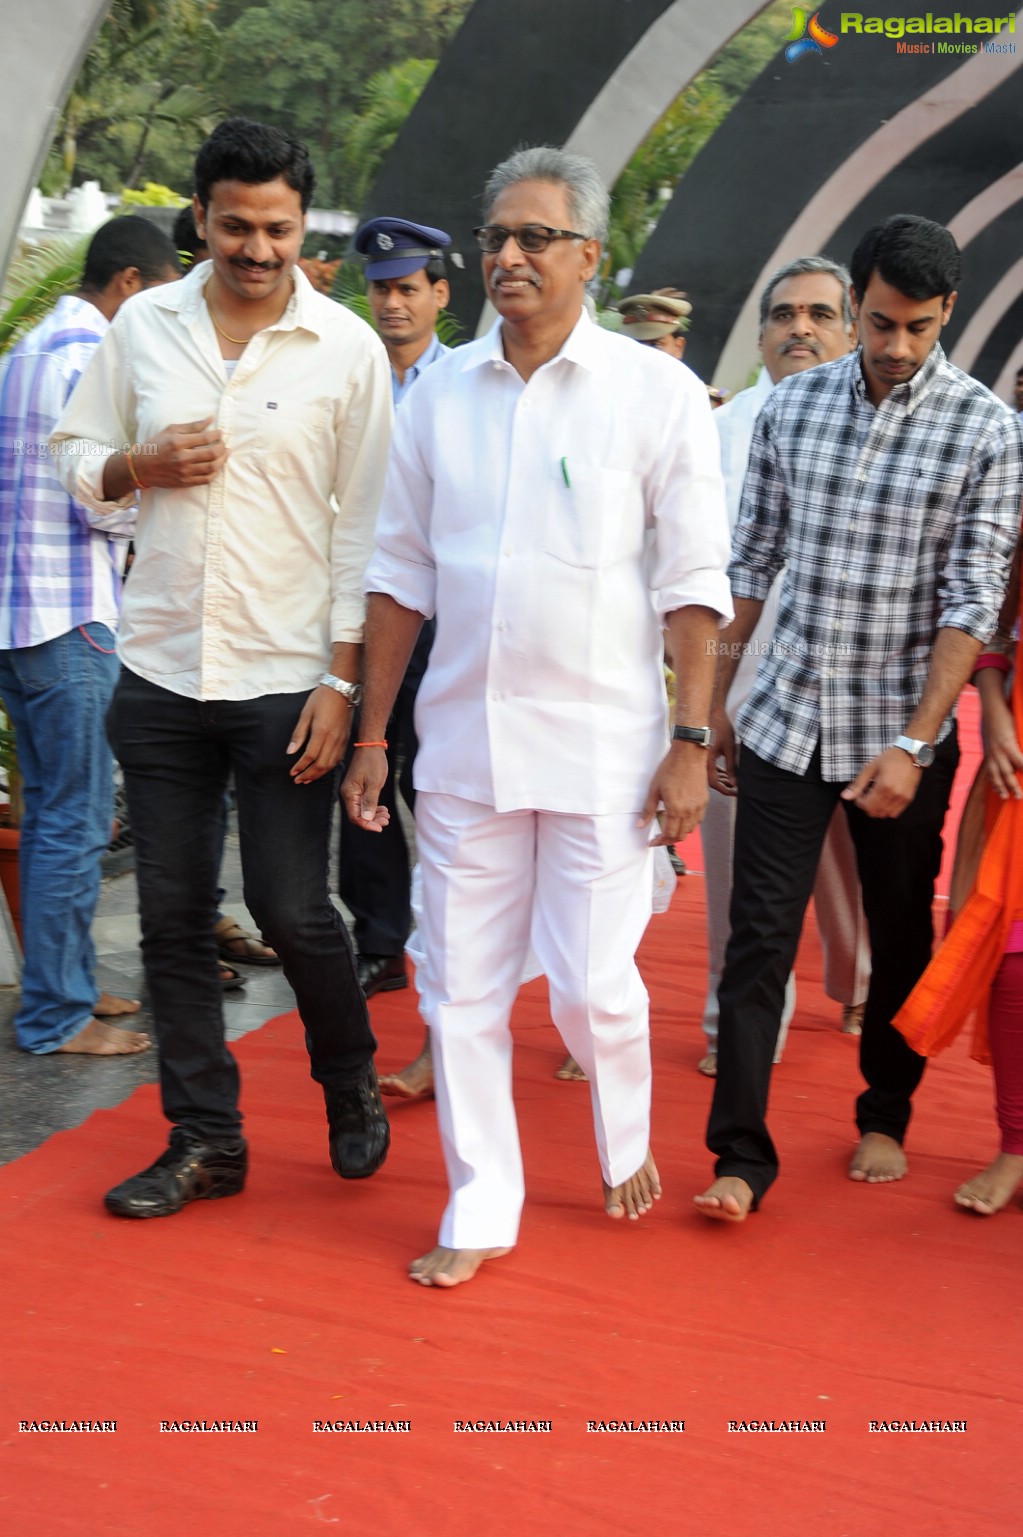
[{"xmin": 102, "ymin": 417, "xmax": 228, "ymax": 498}]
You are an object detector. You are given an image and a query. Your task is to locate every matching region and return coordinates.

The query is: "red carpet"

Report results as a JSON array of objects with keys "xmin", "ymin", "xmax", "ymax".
[{"xmin": 4, "ymin": 692, "xmax": 1019, "ymax": 1537}]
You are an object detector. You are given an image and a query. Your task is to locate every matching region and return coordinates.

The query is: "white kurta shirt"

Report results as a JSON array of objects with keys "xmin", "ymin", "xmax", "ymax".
[
  {"xmin": 366, "ymin": 311, "xmax": 733, "ymax": 815},
  {"xmin": 51, "ymin": 262, "xmax": 393, "ymax": 700},
  {"xmin": 713, "ymin": 366, "xmax": 782, "ymax": 726}
]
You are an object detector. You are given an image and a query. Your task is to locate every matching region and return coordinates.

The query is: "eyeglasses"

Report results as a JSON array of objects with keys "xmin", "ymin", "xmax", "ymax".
[{"xmin": 473, "ymin": 224, "xmax": 588, "ymax": 254}]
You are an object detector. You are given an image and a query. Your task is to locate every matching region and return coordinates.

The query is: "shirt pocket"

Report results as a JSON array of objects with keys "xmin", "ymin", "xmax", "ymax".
[
  {"xmin": 245, "ymin": 401, "xmax": 332, "ymax": 473},
  {"xmin": 542, "ymin": 466, "xmax": 645, "ymax": 569}
]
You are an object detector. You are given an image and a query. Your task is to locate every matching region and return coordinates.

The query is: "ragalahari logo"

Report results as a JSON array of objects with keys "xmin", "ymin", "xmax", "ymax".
[{"xmin": 786, "ymin": 8, "xmax": 840, "ymax": 62}]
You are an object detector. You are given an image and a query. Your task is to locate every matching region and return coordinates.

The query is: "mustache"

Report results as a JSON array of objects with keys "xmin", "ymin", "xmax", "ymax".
[
  {"xmin": 780, "ymin": 337, "xmax": 822, "ymax": 356},
  {"xmin": 489, "ymin": 268, "xmax": 541, "ymax": 288},
  {"xmin": 231, "ymin": 258, "xmax": 282, "ymax": 272}
]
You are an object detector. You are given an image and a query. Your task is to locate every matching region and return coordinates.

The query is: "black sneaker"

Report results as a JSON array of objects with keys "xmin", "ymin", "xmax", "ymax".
[
  {"xmin": 324, "ymin": 1065, "xmax": 390, "ymax": 1179},
  {"xmin": 104, "ymin": 1128, "xmax": 248, "ymax": 1218}
]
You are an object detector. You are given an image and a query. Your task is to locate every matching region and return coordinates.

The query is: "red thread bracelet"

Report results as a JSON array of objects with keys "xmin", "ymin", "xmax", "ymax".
[{"xmin": 354, "ymin": 740, "xmax": 388, "ymax": 748}]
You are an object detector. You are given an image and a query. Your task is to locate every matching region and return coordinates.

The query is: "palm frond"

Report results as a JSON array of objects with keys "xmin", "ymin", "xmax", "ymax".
[{"xmin": 0, "ymin": 238, "xmax": 89, "ymax": 355}]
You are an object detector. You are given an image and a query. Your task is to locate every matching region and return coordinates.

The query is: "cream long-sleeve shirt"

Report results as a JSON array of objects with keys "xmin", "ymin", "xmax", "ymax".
[
  {"xmin": 51, "ymin": 261, "xmax": 392, "ymax": 700},
  {"xmin": 365, "ymin": 311, "xmax": 733, "ymax": 815}
]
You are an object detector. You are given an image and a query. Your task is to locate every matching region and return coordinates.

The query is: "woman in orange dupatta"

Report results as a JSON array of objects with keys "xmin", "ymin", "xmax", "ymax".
[{"xmin": 895, "ymin": 551, "xmax": 1023, "ymax": 1214}]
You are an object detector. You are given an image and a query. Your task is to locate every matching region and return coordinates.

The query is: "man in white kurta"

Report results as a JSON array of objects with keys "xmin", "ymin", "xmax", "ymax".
[
  {"xmin": 699, "ymin": 258, "xmax": 871, "ymax": 1076},
  {"xmin": 343, "ymin": 148, "xmax": 732, "ymax": 1287}
]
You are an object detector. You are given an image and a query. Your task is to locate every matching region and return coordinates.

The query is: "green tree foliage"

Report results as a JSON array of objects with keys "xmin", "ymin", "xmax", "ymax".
[
  {"xmin": 338, "ymin": 59, "xmax": 437, "ymax": 209},
  {"xmin": 215, "ymin": 0, "xmax": 471, "ymax": 205},
  {"xmin": 0, "ymin": 238, "xmax": 90, "ymax": 356},
  {"xmin": 41, "ymin": 0, "xmax": 223, "ymax": 197},
  {"xmin": 606, "ymin": 0, "xmax": 796, "ymax": 285}
]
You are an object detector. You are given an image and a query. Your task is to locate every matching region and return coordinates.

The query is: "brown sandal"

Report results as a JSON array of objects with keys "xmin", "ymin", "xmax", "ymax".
[{"xmin": 214, "ymin": 916, "xmax": 280, "ymax": 967}]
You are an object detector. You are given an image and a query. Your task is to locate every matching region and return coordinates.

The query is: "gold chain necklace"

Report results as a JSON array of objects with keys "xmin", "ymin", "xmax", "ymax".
[{"xmin": 206, "ymin": 298, "xmax": 252, "ymax": 346}]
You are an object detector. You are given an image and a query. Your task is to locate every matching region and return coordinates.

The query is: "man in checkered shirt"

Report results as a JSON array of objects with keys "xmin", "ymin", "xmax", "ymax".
[{"xmin": 695, "ymin": 214, "xmax": 1023, "ymax": 1222}]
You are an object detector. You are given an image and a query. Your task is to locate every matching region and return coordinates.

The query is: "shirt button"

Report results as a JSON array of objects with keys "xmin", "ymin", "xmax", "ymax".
[{"xmin": 497, "ymin": 620, "xmax": 508, "ymax": 631}]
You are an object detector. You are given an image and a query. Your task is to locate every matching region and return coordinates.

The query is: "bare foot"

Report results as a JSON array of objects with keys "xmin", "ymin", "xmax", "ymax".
[
  {"xmin": 841, "ymin": 1003, "xmax": 864, "ymax": 1036},
  {"xmin": 694, "ymin": 1176, "xmax": 755, "ymax": 1222},
  {"xmin": 94, "ymin": 992, "xmax": 142, "ymax": 1018},
  {"xmin": 849, "ymin": 1132, "xmax": 907, "ymax": 1183},
  {"xmin": 379, "ymin": 1043, "xmax": 434, "ymax": 1100},
  {"xmin": 55, "ymin": 1018, "xmax": 150, "ymax": 1056},
  {"xmin": 954, "ymin": 1153, "xmax": 1023, "ymax": 1215},
  {"xmin": 555, "ymin": 1053, "xmax": 587, "ymax": 1081},
  {"xmin": 409, "ymin": 1245, "xmax": 512, "ymax": 1287},
  {"xmin": 603, "ymin": 1150, "xmax": 661, "ymax": 1220},
  {"xmin": 697, "ymin": 1051, "xmax": 717, "ymax": 1077}
]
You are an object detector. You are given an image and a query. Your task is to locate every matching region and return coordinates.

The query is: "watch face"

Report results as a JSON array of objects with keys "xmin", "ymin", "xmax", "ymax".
[{"xmin": 916, "ymin": 743, "xmax": 935, "ymax": 768}]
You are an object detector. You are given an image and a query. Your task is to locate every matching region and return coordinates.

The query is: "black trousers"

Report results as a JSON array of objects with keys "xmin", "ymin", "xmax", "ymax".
[
  {"xmin": 706, "ymin": 731, "xmax": 959, "ymax": 1202},
  {"xmin": 337, "ymin": 621, "xmax": 434, "ymax": 956},
  {"xmin": 108, "ymin": 669, "xmax": 377, "ymax": 1144}
]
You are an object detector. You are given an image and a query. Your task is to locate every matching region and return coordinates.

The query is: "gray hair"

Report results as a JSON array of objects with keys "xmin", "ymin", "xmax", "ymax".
[
  {"xmin": 483, "ymin": 146, "xmax": 610, "ymax": 246},
  {"xmin": 758, "ymin": 256, "xmax": 853, "ymax": 331}
]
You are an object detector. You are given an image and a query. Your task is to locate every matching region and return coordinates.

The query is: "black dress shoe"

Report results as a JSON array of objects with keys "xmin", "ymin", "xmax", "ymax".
[
  {"xmin": 104, "ymin": 1129, "xmax": 248, "ymax": 1218},
  {"xmin": 324, "ymin": 1065, "xmax": 390, "ymax": 1179},
  {"xmin": 357, "ymin": 953, "xmax": 408, "ymax": 999}
]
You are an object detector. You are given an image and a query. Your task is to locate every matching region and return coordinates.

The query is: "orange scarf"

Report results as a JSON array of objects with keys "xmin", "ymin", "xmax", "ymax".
[{"xmin": 894, "ymin": 663, "xmax": 1023, "ymax": 1065}]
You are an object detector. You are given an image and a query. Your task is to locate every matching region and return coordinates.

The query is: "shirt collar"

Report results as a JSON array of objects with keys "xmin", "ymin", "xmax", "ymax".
[
  {"xmin": 48, "ymin": 293, "xmax": 109, "ymax": 335},
  {"xmin": 153, "ymin": 259, "xmax": 325, "ymax": 338},
  {"xmin": 461, "ymin": 306, "xmax": 598, "ymax": 373},
  {"xmin": 405, "ymin": 330, "xmax": 445, "ymax": 378},
  {"xmin": 852, "ymin": 340, "xmax": 945, "ymax": 413}
]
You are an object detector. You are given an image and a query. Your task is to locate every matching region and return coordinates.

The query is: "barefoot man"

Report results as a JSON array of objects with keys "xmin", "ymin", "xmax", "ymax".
[
  {"xmin": 695, "ymin": 215, "xmax": 1023, "ymax": 1222},
  {"xmin": 343, "ymin": 146, "xmax": 732, "ymax": 1286}
]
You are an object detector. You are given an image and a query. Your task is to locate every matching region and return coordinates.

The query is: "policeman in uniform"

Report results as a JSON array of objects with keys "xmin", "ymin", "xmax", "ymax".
[
  {"xmin": 338, "ymin": 218, "xmax": 451, "ymax": 1048},
  {"xmin": 616, "ymin": 291, "xmax": 692, "ymax": 360}
]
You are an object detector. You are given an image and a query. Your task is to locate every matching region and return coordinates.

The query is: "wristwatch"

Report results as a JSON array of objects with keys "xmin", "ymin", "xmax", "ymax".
[
  {"xmin": 317, "ymin": 673, "xmax": 363, "ymax": 707},
  {"xmin": 893, "ymin": 734, "xmax": 935, "ymax": 768},
  {"xmin": 672, "ymin": 725, "xmax": 713, "ymax": 748}
]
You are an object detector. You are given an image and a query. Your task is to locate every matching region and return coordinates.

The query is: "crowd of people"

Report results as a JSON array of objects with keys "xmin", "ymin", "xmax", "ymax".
[{"xmin": 2, "ymin": 115, "xmax": 1023, "ymax": 1288}]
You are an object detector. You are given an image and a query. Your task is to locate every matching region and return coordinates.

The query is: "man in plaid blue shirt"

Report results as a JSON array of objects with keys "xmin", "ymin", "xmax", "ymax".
[
  {"xmin": 695, "ymin": 215, "xmax": 1023, "ymax": 1221},
  {"xmin": 0, "ymin": 217, "xmax": 179, "ymax": 1056}
]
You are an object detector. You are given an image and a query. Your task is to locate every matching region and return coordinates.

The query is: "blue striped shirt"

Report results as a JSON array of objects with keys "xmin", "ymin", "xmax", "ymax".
[{"xmin": 0, "ymin": 295, "xmax": 124, "ymax": 649}]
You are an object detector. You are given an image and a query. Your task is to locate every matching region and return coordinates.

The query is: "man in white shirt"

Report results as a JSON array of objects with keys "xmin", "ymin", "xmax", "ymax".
[
  {"xmin": 343, "ymin": 146, "xmax": 732, "ymax": 1288},
  {"xmin": 53, "ymin": 118, "xmax": 394, "ymax": 1218},
  {"xmin": 699, "ymin": 257, "xmax": 870, "ymax": 1076}
]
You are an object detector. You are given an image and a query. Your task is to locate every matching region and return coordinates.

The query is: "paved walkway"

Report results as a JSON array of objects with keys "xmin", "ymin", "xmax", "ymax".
[{"xmin": 0, "ymin": 816, "xmax": 310, "ymax": 1165}]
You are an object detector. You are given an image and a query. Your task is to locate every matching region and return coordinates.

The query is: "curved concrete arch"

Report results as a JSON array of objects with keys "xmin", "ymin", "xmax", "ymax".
[
  {"xmin": 990, "ymin": 302, "xmax": 1023, "ymax": 403},
  {"xmin": 364, "ymin": 0, "xmax": 773, "ymax": 332},
  {"xmin": 0, "ymin": 0, "xmax": 110, "ymax": 286},
  {"xmin": 952, "ymin": 255, "xmax": 1023, "ymax": 376},
  {"xmin": 948, "ymin": 161, "xmax": 1023, "ymax": 249},
  {"xmin": 711, "ymin": 37, "xmax": 1023, "ymax": 390},
  {"xmin": 561, "ymin": 0, "xmax": 772, "ymax": 182}
]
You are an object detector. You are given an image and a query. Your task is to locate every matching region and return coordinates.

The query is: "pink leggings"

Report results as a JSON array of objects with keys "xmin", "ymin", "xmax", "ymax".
[{"xmin": 989, "ymin": 952, "xmax": 1023, "ymax": 1154}]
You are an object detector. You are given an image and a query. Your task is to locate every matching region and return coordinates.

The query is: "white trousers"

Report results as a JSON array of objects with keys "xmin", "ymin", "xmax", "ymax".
[
  {"xmin": 700, "ymin": 786, "xmax": 871, "ymax": 1053},
  {"xmin": 415, "ymin": 792, "xmax": 654, "ymax": 1249}
]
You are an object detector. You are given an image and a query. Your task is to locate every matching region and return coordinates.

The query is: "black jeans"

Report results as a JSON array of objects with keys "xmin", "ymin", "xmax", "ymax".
[
  {"xmin": 707, "ymin": 732, "xmax": 959, "ymax": 1202},
  {"xmin": 107, "ymin": 668, "xmax": 376, "ymax": 1144}
]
